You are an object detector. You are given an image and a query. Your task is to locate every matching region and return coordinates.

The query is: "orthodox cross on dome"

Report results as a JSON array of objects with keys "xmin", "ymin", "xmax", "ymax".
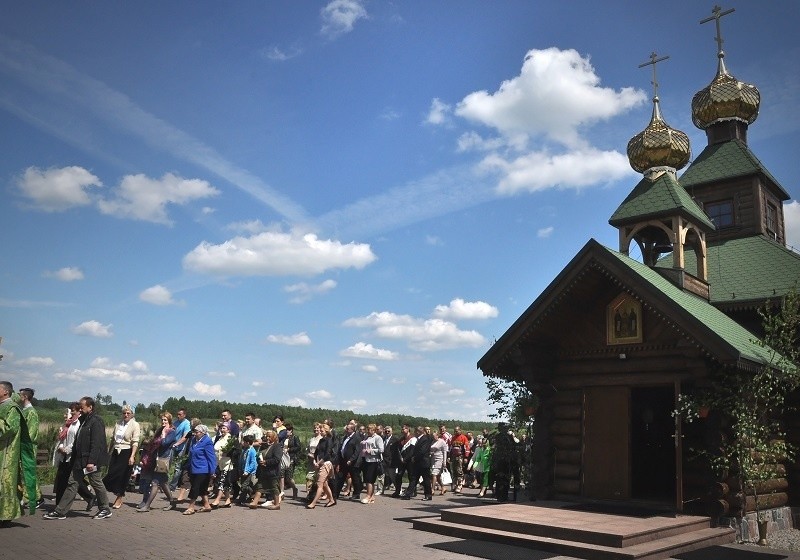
[
  {"xmin": 638, "ymin": 52, "xmax": 669, "ymax": 101},
  {"xmin": 700, "ymin": 5, "xmax": 735, "ymax": 56}
]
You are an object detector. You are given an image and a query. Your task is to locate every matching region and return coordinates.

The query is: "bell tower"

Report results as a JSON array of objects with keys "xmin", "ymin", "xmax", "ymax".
[{"xmin": 610, "ymin": 53, "xmax": 715, "ymax": 288}]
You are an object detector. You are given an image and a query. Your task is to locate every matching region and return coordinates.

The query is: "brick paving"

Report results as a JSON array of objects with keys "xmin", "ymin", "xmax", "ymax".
[{"xmin": 3, "ymin": 486, "xmax": 799, "ymax": 560}]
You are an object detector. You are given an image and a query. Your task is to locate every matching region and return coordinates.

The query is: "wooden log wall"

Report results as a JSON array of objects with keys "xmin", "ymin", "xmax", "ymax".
[
  {"xmin": 676, "ymin": 390, "xmax": 791, "ymax": 518},
  {"xmin": 550, "ymin": 390, "xmax": 583, "ymax": 498}
]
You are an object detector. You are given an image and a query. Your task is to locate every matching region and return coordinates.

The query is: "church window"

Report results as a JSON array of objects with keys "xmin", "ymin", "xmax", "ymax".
[
  {"xmin": 766, "ymin": 203, "xmax": 778, "ymax": 239},
  {"xmin": 705, "ymin": 199, "xmax": 734, "ymax": 228}
]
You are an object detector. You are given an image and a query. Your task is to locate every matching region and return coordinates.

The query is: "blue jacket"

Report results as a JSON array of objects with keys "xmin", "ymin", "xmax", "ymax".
[
  {"xmin": 240, "ymin": 446, "xmax": 257, "ymax": 475},
  {"xmin": 188, "ymin": 434, "xmax": 217, "ymax": 475}
]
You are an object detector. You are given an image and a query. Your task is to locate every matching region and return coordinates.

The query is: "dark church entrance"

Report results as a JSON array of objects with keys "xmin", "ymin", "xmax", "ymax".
[
  {"xmin": 583, "ymin": 385, "xmax": 676, "ymax": 505},
  {"xmin": 631, "ymin": 386, "xmax": 676, "ymax": 503}
]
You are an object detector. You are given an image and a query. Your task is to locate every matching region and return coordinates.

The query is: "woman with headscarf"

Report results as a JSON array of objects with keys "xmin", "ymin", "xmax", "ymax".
[
  {"xmin": 103, "ymin": 404, "xmax": 140, "ymax": 509},
  {"xmin": 182, "ymin": 424, "xmax": 216, "ymax": 515}
]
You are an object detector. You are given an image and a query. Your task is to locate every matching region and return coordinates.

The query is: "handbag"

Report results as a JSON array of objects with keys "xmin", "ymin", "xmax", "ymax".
[
  {"xmin": 440, "ymin": 468, "xmax": 452, "ymax": 486},
  {"xmin": 155, "ymin": 456, "xmax": 170, "ymax": 474},
  {"xmin": 280, "ymin": 451, "xmax": 291, "ymax": 470}
]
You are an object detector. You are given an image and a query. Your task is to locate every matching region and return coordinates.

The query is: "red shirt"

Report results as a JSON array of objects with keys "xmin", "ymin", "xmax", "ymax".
[{"xmin": 450, "ymin": 433, "xmax": 470, "ymax": 458}]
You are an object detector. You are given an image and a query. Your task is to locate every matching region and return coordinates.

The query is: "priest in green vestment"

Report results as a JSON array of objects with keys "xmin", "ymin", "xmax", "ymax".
[
  {"xmin": 18, "ymin": 388, "xmax": 41, "ymax": 504},
  {"xmin": 0, "ymin": 381, "xmax": 37, "ymax": 526}
]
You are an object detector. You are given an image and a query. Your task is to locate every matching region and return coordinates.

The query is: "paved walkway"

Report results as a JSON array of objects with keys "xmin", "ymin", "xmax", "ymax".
[{"xmin": 3, "ymin": 486, "xmax": 799, "ymax": 560}]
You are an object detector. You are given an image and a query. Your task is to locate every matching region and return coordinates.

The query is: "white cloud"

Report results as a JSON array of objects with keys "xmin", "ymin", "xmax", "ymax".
[
  {"xmin": 252, "ymin": 381, "xmax": 264, "ymax": 387},
  {"xmin": 44, "ymin": 267, "xmax": 85, "ymax": 282},
  {"xmin": 193, "ymin": 381, "xmax": 225, "ymax": 397},
  {"xmin": 785, "ymin": 201, "xmax": 800, "ymax": 251},
  {"xmin": 266, "ymin": 332, "xmax": 312, "ymax": 346},
  {"xmin": 455, "ymin": 47, "xmax": 646, "ymax": 148},
  {"xmin": 362, "ymin": 364, "xmax": 378, "ymax": 373},
  {"xmin": 0, "ymin": 37, "xmax": 307, "ymax": 222},
  {"xmin": 226, "ymin": 219, "xmax": 270, "ymax": 234},
  {"xmin": 15, "ymin": 356, "xmax": 55, "ymax": 367},
  {"xmin": 342, "ymin": 399, "xmax": 367, "ymax": 409},
  {"xmin": 425, "ymin": 235, "xmax": 443, "ymax": 246},
  {"xmin": 537, "ymin": 226, "xmax": 554, "ymax": 238},
  {"xmin": 390, "ymin": 377, "xmax": 406, "ymax": 385},
  {"xmin": 90, "ymin": 356, "xmax": 113, "ymax": 368},
  {"xmin": 259, "ymin": 45, "xmax": 303, "ymax": 61},
  {"xmin": 208, "ymin": 371, "xmax": 236, "ymax": 378},
  {"xmin": 97, "ymin": 172, "xmax": 219, "ymax": 225},
  {"xmin": 480, "ymin": 148, "xmax": 634, "ymax": 195},
  {"xmin": 380, "ymin": 108, "xmax": 400, "ymax": 121},
  {"xmin": 426, "ymin": 98, "xmax": 451, "ymax": 125},
  {"xmin": 320, "ymin": 0, "xmax": 367, "ymax": 38},
  {"xmin": 287, "ymin": 397, "xmax": 307, "ymax": 407},
  {"xmin": 16, "ymin": 166, "xmax": 102, "ymax": 212},
  {"xmin": 340, "ymin": 342, "xmax": 399, "ymax": 361},
  {"xmin": 343, "ymin": 311, "xmax": 486, "ymax": 351},
  {"xmin": 139, "ymin": 285, "xmax": 180, "ymax": 306},
  {"xmin": 456, "ymin": 131, "xmax": 507, "ymax": 153},
  {"xmin": 71, "ymin": 320, "xmax": 113, "ymax": 338},
  {"xmin": 284, "ymin": 279, "xmax": 337, "ymax": 303},
  {"xmin": 432, "ymin": 298, "xmax": 498, "ymax": 320},
  {"xmin": 306, "ymin": 389, "xmax": 333, "ymax": 400},
  {"xmin": 183, "ymin": 230, "xmax": 376, "ymax": 277},
  {"xmin": 53, "ymin": 357, "xmax": 179, "ymax": 391}
]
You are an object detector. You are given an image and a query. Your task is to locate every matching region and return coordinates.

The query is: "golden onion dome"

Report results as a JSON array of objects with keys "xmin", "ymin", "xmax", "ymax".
[
  {"xmin": 691, "ymin": 55, "xmax": 760, "ymax": 129},
  {"xmin": 627, "ymin": 97, "xmax": 690, "ymax": 173}
]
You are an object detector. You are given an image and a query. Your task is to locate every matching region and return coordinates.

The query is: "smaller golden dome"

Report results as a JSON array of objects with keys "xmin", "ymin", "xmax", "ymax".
[
  {"xmin": 627, "ymin": 99, "xmax": 690, "ymax": 173},
  {"xmin": 691, "ymin": 57, "xmax": 760, "ymax": 129}
]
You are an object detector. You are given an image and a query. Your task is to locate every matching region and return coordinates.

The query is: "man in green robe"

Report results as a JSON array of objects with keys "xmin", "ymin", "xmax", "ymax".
[
  {"xmin": 0, "ymin": 381, "xmax": 37, "ymax": 526},
  {"xmin": 19, "ymin": 388, "xmax": 42, "ymax": 506}
]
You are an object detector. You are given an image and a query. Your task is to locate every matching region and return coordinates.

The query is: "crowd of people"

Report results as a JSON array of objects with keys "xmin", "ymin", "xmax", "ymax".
[{"xmin": 0, "ymin": 381, "xmax": 525, "ymax": 525}]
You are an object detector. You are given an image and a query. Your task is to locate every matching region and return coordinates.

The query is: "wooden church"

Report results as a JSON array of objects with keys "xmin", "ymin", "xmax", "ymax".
[{"xmin": 478, "ymin": 8, "xmax": 798, "ymax": 518}]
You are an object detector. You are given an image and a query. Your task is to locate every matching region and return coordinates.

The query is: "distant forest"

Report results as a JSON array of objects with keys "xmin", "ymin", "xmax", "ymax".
[{"xmin": 33, "ymin": 393, "xmax": 494, "ymax": 434}]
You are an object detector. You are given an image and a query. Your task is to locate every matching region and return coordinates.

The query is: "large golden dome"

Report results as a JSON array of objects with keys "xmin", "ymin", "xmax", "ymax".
[
  {"xmin": 691, "ymin": 57, "xmax": 760, "ymax": 129},
  {"xmin": 627, "ymin": 98, "xmax": 690, "ymax": 173}
]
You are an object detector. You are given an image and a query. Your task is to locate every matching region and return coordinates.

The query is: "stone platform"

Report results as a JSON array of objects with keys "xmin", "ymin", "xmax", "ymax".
[{"xmin": 413, "ymin": 501, "xmax": 737, "ymax": 560}]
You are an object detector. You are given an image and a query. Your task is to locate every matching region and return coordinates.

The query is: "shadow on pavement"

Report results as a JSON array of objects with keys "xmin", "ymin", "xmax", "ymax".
[
  {"xmin": 674, "ymin": 546, "xmax": 789, "ymax": 560},
  {"xmin": 426, "ymin": 539, "xmax": 563, "ymax": 560}
]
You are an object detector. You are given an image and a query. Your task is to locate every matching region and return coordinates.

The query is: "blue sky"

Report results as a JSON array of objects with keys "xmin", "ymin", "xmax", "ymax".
[{"xmin": 1, "ymin": 1, "xmax": 798, "ymax": 421}]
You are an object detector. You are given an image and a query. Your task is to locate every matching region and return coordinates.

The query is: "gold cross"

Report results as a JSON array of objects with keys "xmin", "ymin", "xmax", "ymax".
[
  {"xmin": 700, "ymin": 5, "xmax": 735, "ymax": 55},
  {"xmin": 638, "ymin": 52, "xmax": 670, "ymax": 100}
]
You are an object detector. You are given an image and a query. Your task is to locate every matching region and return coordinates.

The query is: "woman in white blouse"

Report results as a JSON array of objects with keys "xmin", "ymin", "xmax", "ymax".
[
  {"xmin": 359, "ymin": 424, "xmax": 384, "ymax": 504},
  {"xmin": 102, "ymin": 404, "xmax": 141, "ymax": 509}
]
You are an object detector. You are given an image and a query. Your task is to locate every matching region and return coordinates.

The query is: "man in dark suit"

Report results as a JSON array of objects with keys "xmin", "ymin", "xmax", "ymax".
[
  {"xmin": 391, "ymin": 424, "xmax": 414, "ymax": 497},
  {"xmin": 381, "ymin": 425, "xmax": 400, "ymax": 495},
  {"xmin": 402, "ymin": 426, "xmax": 433, "ymax": 501},
  {"xmin": 332, "ymin": 421, "xmax": 363, "ymax": 500}
]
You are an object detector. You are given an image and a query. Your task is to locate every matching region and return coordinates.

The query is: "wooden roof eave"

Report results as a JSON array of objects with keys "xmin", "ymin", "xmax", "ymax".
[
  {"xmin": 478, "ymin": 239, "xmax": 771, "ymax": 379},
  {"xmin": 477, "ymin": 239, "xmax": 603, "ymax": 377}
]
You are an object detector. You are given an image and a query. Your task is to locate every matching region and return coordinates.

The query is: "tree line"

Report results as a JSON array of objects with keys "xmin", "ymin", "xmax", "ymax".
[{"xmin": 32, "ymin": 394, "xmax": 493, "ymax": 434}]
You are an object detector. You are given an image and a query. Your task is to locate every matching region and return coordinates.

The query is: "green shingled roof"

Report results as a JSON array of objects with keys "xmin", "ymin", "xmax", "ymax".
[
  {"xmin": 609, "ymin": 171, "xmax": 715, "ymax": 231},
  {"xmin": 666, "ymin": 235, "xmax": 800, "ymax": 306},
  {"xmin": 601, "ymin": 243, "xmax": 777, "ymax": 367},
  {"xmin": 680, "ymin": 139, "xmax": 790, "ymax": 200}
]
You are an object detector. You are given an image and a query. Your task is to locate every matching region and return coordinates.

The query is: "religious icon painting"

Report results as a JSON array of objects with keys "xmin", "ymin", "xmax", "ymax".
[{"xmin": 606, "ymin": 293, "xmax": 643, "ymax": 345}]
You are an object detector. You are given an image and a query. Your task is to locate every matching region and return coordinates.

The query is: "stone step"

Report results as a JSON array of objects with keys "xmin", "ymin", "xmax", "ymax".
[
  {"xmin": 413, "ymin": 517, "xmax": 736, "ymax": 560},
  {"xmin": 440, "ymin": 505, "xmax": 713, "ymax": 547}
]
